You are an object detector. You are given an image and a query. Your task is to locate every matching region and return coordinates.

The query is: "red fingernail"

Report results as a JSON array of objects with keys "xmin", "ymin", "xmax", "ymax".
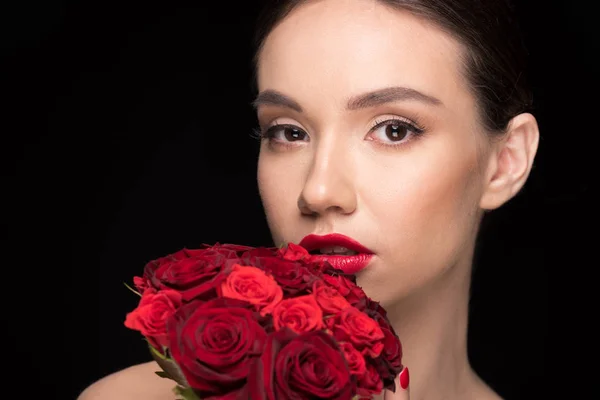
[{"xmin": 400, "ymin": 367, "xmax": 410, "ymax": 390}]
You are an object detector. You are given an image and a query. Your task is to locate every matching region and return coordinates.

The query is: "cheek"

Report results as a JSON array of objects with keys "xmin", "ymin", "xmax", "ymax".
[
  {"xmin": 257, "ymin": 153, "xmax": 303, "ymax": 243},
  {"xmin": 355, "ymin": 147, "xmax": 483, "ymax": 304},
  {"xmin": 363, "ymin": 142, "xmax": 483, "ymax": 262},
  {"xmin": 412, "ymin": 159, "xmax": 479, "ymax": 226}
]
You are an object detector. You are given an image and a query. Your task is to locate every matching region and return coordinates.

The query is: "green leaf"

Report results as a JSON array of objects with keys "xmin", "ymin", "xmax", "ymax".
[
  {"xmin": 173, "ymin": 385, "xmax": 202, "ymax": 400},
  {"xmin": 148, "ymin": 342, "xmax": 168, "ymax": 360},
  {"xmin": 123, "ymin": 281, "xmax": 142, "ymax": 296},
  {"xmin": 155, "ymin": 371, "xmax": 172, "ymax": 379},
  {"xmin": 150, "ymin": 344, "xmax": 189, "ymax": 388}
]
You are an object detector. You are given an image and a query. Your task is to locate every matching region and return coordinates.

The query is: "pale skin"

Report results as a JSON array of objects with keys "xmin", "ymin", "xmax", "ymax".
[{"xmin": 78, "ymin": 0, "xmax": 539, "ymax": 399}]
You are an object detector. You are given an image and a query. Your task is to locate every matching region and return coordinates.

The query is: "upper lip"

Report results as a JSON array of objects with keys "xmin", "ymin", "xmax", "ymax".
[{"xmin": 298, "ymin": 233, "xmax": 373, "ymax": 254}]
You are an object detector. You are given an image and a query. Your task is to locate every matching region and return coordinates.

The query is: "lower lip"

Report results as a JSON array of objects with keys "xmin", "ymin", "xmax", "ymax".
[{"xmin": 309, "ymin": 253, "xmax": 374, "ymax": 274}]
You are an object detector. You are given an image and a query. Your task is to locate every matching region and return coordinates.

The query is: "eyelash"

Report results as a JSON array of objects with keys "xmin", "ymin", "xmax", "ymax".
[{"xmin": 251, "ymin": 116, "xmax": 427, "ymax": 150}]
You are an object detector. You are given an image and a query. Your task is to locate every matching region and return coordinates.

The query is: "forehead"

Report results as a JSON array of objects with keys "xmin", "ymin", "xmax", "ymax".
[{"xmin": 257, "ymin": 0, "xmax": 469, "ymax": 109}]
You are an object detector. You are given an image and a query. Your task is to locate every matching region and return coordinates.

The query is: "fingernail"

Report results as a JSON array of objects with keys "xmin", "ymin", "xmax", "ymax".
[{"xmin": 399, "ymin": 367, "xmax": 410, "ymax": 390}]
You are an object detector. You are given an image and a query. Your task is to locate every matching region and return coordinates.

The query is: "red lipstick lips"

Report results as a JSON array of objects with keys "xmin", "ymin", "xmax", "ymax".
[{"xmin": 299, "ymin": 233, "xmax": 374, "ymax": 274}]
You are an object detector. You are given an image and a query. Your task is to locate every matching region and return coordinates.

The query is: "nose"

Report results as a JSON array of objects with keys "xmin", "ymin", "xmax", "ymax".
[{"xmin": 297, "ymin": 139, "xmax": 357, "ymax": 217}]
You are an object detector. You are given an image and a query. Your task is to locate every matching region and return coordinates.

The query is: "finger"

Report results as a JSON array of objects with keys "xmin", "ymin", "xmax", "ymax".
[{"xmin": 383, "ymin": 366, "xmax": 410, "ymax": 400}]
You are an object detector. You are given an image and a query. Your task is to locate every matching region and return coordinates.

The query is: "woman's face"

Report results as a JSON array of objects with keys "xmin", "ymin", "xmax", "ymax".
[{"xmin": 255, "ymin": 0, "xmax": 492, "ymax": 306}]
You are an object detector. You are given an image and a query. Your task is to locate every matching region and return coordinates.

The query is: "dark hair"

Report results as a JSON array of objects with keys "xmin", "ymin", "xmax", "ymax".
[{"xmin": 252, "ymin": 0, "xmax": 533, "ymax": 134}]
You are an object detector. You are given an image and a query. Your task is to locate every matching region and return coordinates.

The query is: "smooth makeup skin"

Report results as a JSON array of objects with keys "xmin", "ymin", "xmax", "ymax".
[
  {"xmin": 256, "ymin": 0, "xmax": 488, "ymax": 310},
  {"xmin": 254, "ymin": 0, "xmax": 539, "ymax": 398}
]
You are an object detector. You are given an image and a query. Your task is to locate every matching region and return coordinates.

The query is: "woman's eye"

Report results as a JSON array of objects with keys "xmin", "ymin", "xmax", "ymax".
[
  {"xmin": 371, "ymin": 121, "xmax": 413, "ymax": 144},
  {"xmin": 265, "ymin": 125, "xmax": 309, "ymax": 142},
  {"xmin": 368, "ymin": 119, "xmax": 424, "ymax": 147}
]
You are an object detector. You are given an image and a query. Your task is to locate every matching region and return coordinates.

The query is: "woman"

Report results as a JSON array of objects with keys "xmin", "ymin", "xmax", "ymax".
[{"xmin": 79, "ymin": 0, "xmax": 539, "ymax": 398}]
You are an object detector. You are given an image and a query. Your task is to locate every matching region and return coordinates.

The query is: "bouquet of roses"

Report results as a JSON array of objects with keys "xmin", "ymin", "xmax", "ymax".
[{"xmin": 124, "ymin": 242, "xmax": 403, "ymax": 399}]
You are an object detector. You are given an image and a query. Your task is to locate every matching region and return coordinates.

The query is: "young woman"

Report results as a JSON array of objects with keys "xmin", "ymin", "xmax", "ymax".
[{"xmin": 79, "ymin": 0, "xmax": 539, "ymax": 398}]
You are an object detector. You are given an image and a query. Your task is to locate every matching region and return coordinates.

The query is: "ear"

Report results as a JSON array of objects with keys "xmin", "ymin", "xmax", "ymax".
[{"xmin": 479, "ymin": 113, "xmax": 540, "ymax": 210}]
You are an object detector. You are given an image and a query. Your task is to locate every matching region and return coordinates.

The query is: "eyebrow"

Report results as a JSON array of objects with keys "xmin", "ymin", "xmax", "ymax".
[
  {"xmin": 252, "ymin": 86, "xmax": 443, "ymax": 112},
  {"xmin": 252, "ymin": 90, "xmax": 303, "ymax": 112},
  {"xmin": 347, "ymin": 86, "xmax": 443, "ymax": 109}
]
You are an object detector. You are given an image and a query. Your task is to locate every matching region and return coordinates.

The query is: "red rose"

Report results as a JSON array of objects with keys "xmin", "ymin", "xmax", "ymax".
[
  {"xmin": 124, "ymin": 289, "xmax": 182, "ymax": 351},
  {"xmin": 327, "ymin": 307, "xmax": 385, "ymax": 358},
  {"xmin": 133, "ymin": 276, "xmax": 150, "ymax": 293},
  {"xmin": 313, "ymin": 280, "xmax": 351, "ymax": 314},
  {"xmin": 240, "ymin": 246, "xmax": 279, "ymax": 262},
  {"xmin": 205, "ymin": 390, "xmax": 248, "ymax": 400},
  {"xmin": 321, "ymin": 273, "xmax": 365, "ymax": 306},
  {"xmin": 272, "ymin": 294, "xmax": 324, "ymax": 334},
  {"xmin": 219, "ymin": 264, "xmax": 284, "ymax": 316},
  {"xmin": 276, "ymin": 242, "xmax": 310, "ymax": 261},
  {"xmin": 339, "ymin": 341, "xmax": 367, "ymax": 376},
  {"xmin": 365, "ymin": 303, "xmax": 402, "ymax": 365},
  {"xmin": 246, "ymin": 328, "xmax": 353, "ymax": 399},
  {"xmin": 243, "ymin": 255, "xmax": 318, "ymax": 296},
  {"xmin": 379, "ymin": 325, "xmax": 402, "ymax": 370},
  {"xmin": 143, "ymin": 247, "xmax": 239, "ymax": 301},
  {"xmin": 167, "ymin": 297, "xmax": 267, "ymax": 398},
  {"xmin": 357, "ymin": 363, "xmax": 384, "ymax": 398},
  {"xmin": 207, "ymin": 243, "xmax": 256, "ymax": 254},
  {"xmin": 366, "ymin": 308, "xmax": 403, "ymax": 389},
  {"xmin": 362, "ymin": 297, "xmax": 390, "ymax": 319}
]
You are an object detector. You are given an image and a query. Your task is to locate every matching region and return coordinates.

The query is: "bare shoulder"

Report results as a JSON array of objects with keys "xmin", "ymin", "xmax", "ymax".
[{"xmin": 77, "ymin": 361, "xmax": 176, "ymax": 400}]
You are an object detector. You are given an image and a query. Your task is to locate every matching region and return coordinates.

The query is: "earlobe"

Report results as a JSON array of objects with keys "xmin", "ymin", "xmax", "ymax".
[{"xmin": 479, "ymin": 113, "xmax": 540, "ymax": 210}]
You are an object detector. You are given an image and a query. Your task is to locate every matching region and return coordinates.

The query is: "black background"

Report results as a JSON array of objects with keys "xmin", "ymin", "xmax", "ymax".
[{"xmin": 2, "ymin": 1, "xmax": 594, "ymax": 399}]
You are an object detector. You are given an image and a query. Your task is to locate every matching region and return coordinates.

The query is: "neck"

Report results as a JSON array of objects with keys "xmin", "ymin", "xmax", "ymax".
[{"xmin": 385, "ymin": 251, "xmax": 480, "ymax": 400}]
